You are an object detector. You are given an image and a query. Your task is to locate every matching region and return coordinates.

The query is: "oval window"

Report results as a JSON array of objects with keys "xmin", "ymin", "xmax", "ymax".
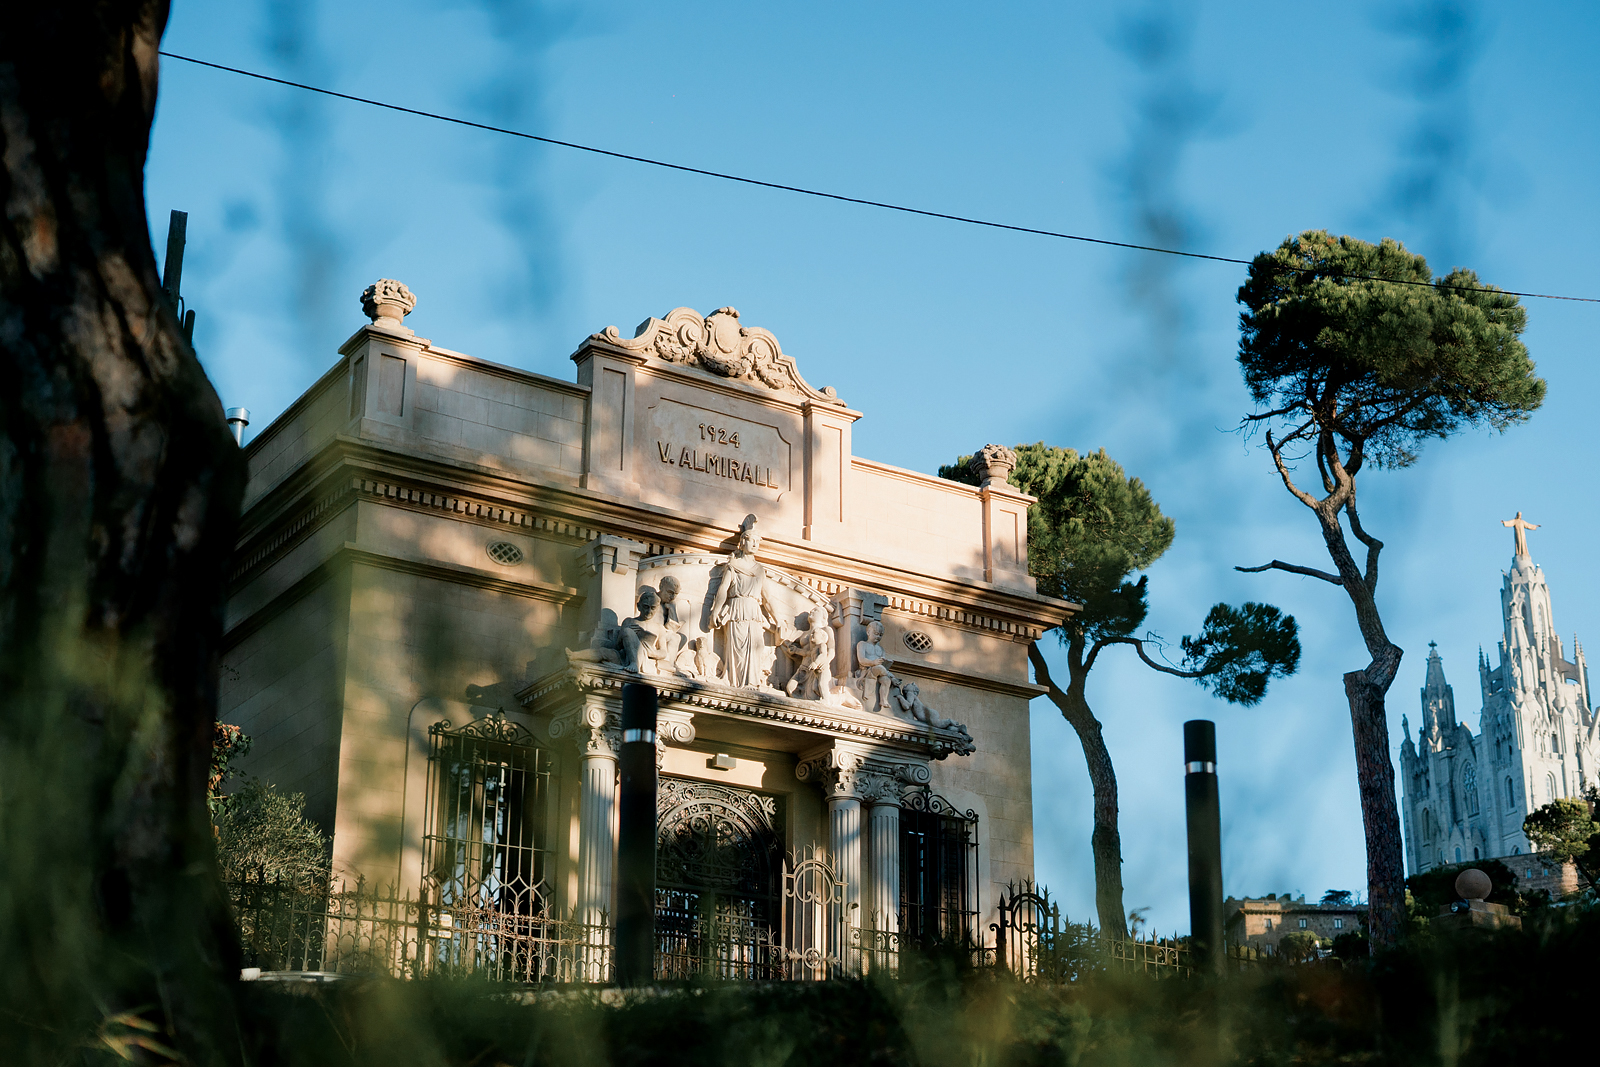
[
  {"xmin": 486, "ymin": 541, "xmax": 524, "ymax": 566},
  {"xmin": 902, "ymin": 630, "xmax": 933, "ymax": 654}
]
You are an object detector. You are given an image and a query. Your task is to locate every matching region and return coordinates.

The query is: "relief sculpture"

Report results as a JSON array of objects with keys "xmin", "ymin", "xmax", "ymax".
[{"xmin": 555, "ymin": 521, "xmax": 969, "ymax": 751}]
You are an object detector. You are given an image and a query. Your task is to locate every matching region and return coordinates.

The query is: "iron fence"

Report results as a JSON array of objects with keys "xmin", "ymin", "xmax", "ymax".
[
  {"xmin": 228, "ymin": 877, "xmax": 611, "ymax": 983},
  {"xmin": 227, "ymin": 874, "xmax": 1256, "ymax": 986},
  {"xmin": 991, "ymin": 881, "xmax": 1260, "ymax": 981}
]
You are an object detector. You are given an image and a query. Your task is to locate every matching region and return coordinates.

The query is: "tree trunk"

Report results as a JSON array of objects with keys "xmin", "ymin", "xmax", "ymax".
[
  {"xmin": 1029, "ymin": 641, "xmax": 1128, "ymax": 939},
  {"xmin": 0, "ymin": 5, "xmax": 245, "ymax": 1063},
  {"xmin": 1314, "ymin": 503, "xmax": 1407, "ymax": 950},
  {"xmin": 1346, "ymin": 670, "xmax": 1407, "ymax": 947}
]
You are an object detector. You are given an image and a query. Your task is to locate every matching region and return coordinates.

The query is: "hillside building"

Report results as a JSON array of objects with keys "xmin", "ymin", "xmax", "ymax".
[{"xmin": 221, "ymin": 282, "xmax": 1073, "ymax": 976}]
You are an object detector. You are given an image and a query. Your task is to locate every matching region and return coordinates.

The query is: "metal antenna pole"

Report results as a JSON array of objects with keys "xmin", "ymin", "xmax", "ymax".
[
  {"xmin": 615, "ymin": 683, "xmax": 659, "ymax": 986},
  {"xmin": 161, "ymin": 209, "xmax": 187, "ymax": 301},
  {"xmin": 1184, "ymin": 719, "xmax": 1225, "ymax": 977},
  {"xmin": 160, "ymin": 210, "xmax": 197, "ymax": 344}
]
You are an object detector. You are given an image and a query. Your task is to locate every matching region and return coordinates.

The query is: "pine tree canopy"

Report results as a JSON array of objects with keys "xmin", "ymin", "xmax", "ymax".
[
  {"xmin": 941, "ymin": 443, "xmax": 1298, "ymax": 701},
  {"xmin": 1237, "ymin": 230, "xmax": 1544, "ymax": 469},
  {"xmin": 940, "ymin": 443, "xmax": 1173, "ymax": 642}
]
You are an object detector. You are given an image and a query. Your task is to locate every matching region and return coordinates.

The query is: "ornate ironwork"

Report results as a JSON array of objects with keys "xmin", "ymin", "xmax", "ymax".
[
  {"xmin": 228, "ymin": 875, "xmax": 610, "ymax": 983},
  {"xmin": 654, "ymin": 778, "xmax": 784, "ymax": 980},
  {"xmin": 900, "ymin": 793, "xmax": 979, "ymax": 945},
  {"xmin": 783, "ymin": 844, "xmax": 849, "ymax": 979},
  {"xmin": 423, "ymin": 714, "xmax": 554, "ymax": 923}
]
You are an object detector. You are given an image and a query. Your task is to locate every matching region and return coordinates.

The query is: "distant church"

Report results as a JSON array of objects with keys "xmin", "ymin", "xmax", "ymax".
[{"xmin": 1400, "ymin": 516, "xmax": 1598, "ymax": 873}]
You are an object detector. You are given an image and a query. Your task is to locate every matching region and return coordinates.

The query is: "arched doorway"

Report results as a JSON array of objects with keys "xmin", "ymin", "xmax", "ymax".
[{"xmin": 654, "ymin": 777, "xmax": 784, "ymax": 979}]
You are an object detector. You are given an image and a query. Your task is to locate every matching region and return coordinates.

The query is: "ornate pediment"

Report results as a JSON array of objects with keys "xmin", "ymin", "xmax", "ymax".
[{"xmin": 597, "ymin": 307, "xmax": 846, "ymax": 407}]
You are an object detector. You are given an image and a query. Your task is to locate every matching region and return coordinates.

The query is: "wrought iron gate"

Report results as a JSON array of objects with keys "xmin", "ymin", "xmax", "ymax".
[
  {"xmin": 782, "ymin": 845, "xmax": 848, "ymax": 979},
  {"xmin": 654, "ymin": 777, "xmax": 785, "ymax": 979}
]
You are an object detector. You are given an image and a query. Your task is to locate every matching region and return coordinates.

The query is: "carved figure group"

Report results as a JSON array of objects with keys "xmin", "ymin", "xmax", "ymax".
[{"xmin": 556, "ymin": 527, "xmax": 971, "ymax": 747}]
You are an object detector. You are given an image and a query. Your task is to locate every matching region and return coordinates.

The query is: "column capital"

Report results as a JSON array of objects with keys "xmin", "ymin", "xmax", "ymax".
[
  {"xmin": 549, "ymin": 703, "xmax": 621, "ymax": 758},
  {"xmin": 797, "ymin": 747, "xmax": 865, "ymax": 800}
]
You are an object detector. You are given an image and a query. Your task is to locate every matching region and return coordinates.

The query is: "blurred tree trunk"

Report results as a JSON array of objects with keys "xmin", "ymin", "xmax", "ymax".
[{"xmin": 0, "ymin": 3, "xmax": 244, "ymax": 1062}]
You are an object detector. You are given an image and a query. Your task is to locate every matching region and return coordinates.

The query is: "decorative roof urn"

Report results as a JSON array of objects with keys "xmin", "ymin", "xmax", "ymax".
[
  {"xmin": 361, "ymin": 278, "xmax": 417, "ymax": 333},
  {"xmin": 969, "ymin": 443, "xmax": 1018, "ymax": 486}
]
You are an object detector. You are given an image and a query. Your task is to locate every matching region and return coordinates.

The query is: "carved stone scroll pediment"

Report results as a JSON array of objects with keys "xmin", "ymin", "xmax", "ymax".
[{"xmin": 597, "ymin": 306, "xmax": 846, "ymax": 407}]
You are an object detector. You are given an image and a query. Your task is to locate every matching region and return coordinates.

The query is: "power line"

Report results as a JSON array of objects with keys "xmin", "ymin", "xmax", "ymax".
[{"xmin": 159, "ymin": 50, "xmax": 1600, "ymax": 305}]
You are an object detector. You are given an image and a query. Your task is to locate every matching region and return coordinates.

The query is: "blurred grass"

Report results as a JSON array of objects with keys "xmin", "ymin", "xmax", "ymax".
[{"xmin": 191, "ymin": 904, "xmax": 1599, "ymax": 1067}]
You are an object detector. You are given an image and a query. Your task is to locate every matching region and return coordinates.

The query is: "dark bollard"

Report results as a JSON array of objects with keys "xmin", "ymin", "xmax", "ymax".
[
  {"xmin": 616, "ymin": 683, "xmax": 659, "ymax": 986},
  {"xmin": 1184, "ymin": 719, "xmax": 1225, "ymax": 978}
]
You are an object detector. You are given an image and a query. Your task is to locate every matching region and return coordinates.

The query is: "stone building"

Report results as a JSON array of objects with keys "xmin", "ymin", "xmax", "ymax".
[
  {"xmin": 1224, "ymin": 895, "xmax": 1365, "ymax": 956},
  {"xmin": 221, "ymin": 283, "xmax": 1073, "ymax": 974},
  {"xmin": 1399, "ymin": 520, "xmax": 1599, "ymax": 875}
]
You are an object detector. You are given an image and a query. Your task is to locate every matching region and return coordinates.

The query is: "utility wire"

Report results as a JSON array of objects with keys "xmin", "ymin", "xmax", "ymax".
[{"xmin": 160, "ymin": 51, "xmax": 1600, "ymax": 305}]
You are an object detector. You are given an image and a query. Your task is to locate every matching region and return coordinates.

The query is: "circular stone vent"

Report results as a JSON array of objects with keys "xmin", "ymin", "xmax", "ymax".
[
  {"xmin": 902, "ymin": 630, "xmax": 934, "ymax": 654},
  {"xmin": 486, "ymin": 541, "xmax": 524, "ymax": 566}
]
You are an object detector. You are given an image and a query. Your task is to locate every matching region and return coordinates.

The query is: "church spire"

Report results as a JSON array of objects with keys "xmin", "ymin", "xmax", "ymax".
[{"xmin": 1421, "ymin": 641, "xmax": 1456, "ymax": 740}]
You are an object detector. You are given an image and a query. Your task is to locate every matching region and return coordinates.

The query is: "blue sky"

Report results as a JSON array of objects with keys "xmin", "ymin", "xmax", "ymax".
[{"xmin": 147, "ymin": 1, "xmax": 1600, "ymax": 933}]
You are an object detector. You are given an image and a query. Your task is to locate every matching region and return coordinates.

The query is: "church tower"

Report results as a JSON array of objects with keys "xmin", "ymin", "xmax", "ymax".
[{"xmin": 1399, "ymin": 516, "xmax": 1599, "ymax": 873}]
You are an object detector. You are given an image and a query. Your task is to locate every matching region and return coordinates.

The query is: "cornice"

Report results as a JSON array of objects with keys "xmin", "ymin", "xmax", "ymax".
[
  {"xmin": 888, "ymin": 659, "xmax": 1046, "ymax": 700},
  {"xmin": 517, "ymin": 663, "xmax": 974, "ymax": 760},
  {"xmin": 231, "ymin": 436, "xmax": 1076, "ymax": 637}
]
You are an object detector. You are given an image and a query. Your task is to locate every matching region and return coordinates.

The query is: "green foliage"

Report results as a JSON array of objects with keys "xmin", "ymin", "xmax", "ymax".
[
  {"xmin": 941, "ymin": 444, "xmax": 1173, "ymax": 639},
  {"xmin": 1178, "ymin": 602, "xmax": 1301, "ymax": 705},
  {"xmin": 1330, "ymin": 929, "xmax": 1368, "ymax": 960},
  {"xmin": 215, "ymin": 904, "xmax": 1600, "ymax": 1067},
  {"xmin": 213, "ymin": 779, "xmax": 330, "ymax": 884},
  {"xmin": 1237, "ymin": 230, "xmax": 1544, "ymax": 469},
  {"xmin": 942, "ymin": 443, "xmax": 1298, "ymax": 704},
  {"xmin": 1523, "ymin": 795, "xmax": 1600, "ymax": 883},
  {"xmin": 1276, "ymin": 930, "xmax": 1321, "ymax": 963},
  {"xmin": 1321, "ymin": 889, "xmax": 1354, "ymax": 905},
  {"xmin": 209, "ymin": 720, "xmax": 252, "ymax": 815}
]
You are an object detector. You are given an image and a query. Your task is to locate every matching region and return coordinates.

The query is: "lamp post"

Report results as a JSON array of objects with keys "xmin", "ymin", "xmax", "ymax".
[
  {"xmin": 1185, "ymin": 719, "xmax": 1224, "ymax": 977},
  {"xmin": 615, "ymin": 683, "xmax": 658, "ymax": 986}
]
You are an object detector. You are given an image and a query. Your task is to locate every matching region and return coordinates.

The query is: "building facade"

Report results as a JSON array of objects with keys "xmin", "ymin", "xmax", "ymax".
[
  {"xmin": 1399, "ymin": 522, "xmax": 1598, "ymax": 874},
  {"xmin": 221, "ymin": 283, "xmax": 1073, "ymax": 973},
  {"xmin": 1224, "ymin": 895, "xmax": 1364, "ymax": 956}
]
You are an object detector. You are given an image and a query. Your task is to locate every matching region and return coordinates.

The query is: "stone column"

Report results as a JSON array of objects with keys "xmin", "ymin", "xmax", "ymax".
[
  {"xmin": 576, "ymin": 739, "xmax": 619, "ymax": 927},
  {"xmin": 830, "ymin": 795, "xmax": 863, "ymax": 921},
  {"xmin": 798, "ymin": 746, "xmax": 866, "ymax": 971},
  {"xmin": 866, "ymin": 794, "xmax": 901, "ymax": 968},
  {"xmin": 552, "ymin": 703, "xmax": 621, "ymax": 980}
]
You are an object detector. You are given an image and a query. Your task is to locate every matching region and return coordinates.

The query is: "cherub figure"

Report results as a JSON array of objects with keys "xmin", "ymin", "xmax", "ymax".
[
  {"xmin": 565, "ymin": 609, "xmax": 623, "ymax": 665},
  {"xmin": 893, "ymin": 680, "xmax": 971, "ymax": 743},
  {"xmin": 855, "ymin": 619, "xmax": 894, "ymax": 714},
  {"xmin": 691, "ymin": 636, "xmax": 722, "ymax": 681},
  {"xmin": 782, "ymin": 606, "xmax": 834, "ymax": 700},
  {"xmin": 656, "ymin": 573, "xmax": 693, "ymax": 674},
  {"xmin": 620, "ymin": 586, "xmax": 671, "ymax": 674}
]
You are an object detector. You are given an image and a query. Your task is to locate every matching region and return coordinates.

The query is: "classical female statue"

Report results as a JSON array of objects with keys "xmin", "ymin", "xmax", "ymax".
[{"xmin": 709, "ymin": 514, "xmax": 781, "ymax": 688}]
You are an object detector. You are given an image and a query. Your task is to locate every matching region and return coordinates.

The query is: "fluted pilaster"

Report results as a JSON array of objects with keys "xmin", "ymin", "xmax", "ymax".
[
  {"xmin": 829, "ymin": 795, "xmax": 863, "ymax": 919},
  {"xmin": 867, "ymin": 799, "xmax": 901, "ymax": 941}
]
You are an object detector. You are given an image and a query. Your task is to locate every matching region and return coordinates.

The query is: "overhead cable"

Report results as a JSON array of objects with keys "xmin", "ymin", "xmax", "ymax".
[{"xmin": 159, "ymin": 51, "xmax": 1600, "ymax": 305}]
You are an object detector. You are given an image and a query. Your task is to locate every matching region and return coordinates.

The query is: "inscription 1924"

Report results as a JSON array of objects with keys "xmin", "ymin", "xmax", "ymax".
[{"xmin": 657, "ymin": 441, "xmax": 780, "ymax": 489}]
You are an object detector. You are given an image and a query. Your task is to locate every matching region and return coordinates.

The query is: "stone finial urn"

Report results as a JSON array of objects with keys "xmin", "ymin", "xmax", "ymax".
[
  {"xmin": 1432, "ymin": 867, "xmax": 1521, "ymax": 933},
  {"xmin": 361, "ymin": 279, "xmax": 417, "ymax": 331},
  {"xmin": 969, "ymin": 443, "xmax": 1018, "ymax": 486}
]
